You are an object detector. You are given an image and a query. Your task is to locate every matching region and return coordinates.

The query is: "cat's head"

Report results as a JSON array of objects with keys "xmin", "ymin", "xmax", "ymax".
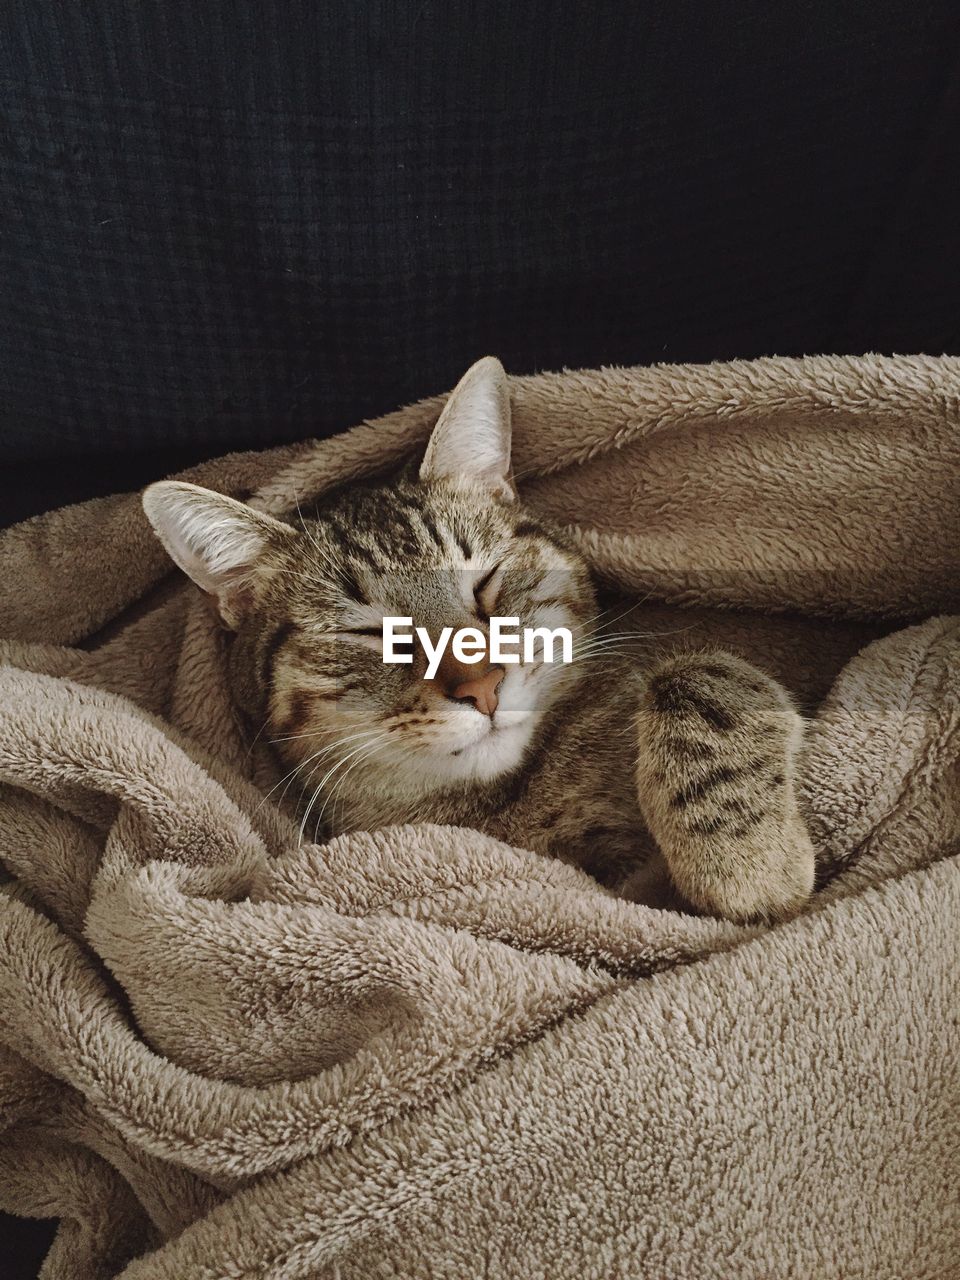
[{"xmin": 143, "ymin": 357, "xmax": 597, "ymax": 811}]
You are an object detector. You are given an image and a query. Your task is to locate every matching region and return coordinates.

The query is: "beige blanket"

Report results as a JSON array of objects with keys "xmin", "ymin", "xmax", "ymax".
[{"xmin": 1, "ymin": 353, "xmax": 958, "ymax": 1279}]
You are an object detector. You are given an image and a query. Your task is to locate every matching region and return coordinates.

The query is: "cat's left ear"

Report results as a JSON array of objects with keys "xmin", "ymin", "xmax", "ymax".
[
  {"xmin": 419, "ymin": 356, "xmax": 516, "ymax": 502},
  {"xmin": 142, "ymin": 481, "xmax": 296, "ymax": 628}
]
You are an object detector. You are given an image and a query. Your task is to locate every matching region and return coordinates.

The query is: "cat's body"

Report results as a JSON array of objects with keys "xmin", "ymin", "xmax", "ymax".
[
  {"xmin": 288, "ymin": 662, "xmax": 656, "ymax": 889},
  {"xmin": 144, "ymin": 357, "xmax": 815, "ymax": 923}
]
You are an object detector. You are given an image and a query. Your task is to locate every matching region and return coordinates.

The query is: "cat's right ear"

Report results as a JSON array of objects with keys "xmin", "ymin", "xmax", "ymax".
[
  {"xmin": 142, "ymin": 481, "xmax": 296, "ymax": 627},
  {"xmin": 419, "ymin": 355, "xmax": 515, "ymax": 501}
]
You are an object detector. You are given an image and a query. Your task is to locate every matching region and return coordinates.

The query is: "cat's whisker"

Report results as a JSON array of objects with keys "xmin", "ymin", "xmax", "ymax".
[
  {"xmin": 253, "ymin": 754, "xmax": 316, "ymax": 816},
  {"xmin": 255, "ymin": 725, "xmax": 377, "ymax": 815},
  {"xmin": 291, "ymin": 487, "xmax": 357, "ymax": 590},
  {"xmin": 244, "ymin": 711, "xmax": 275, "ymax": 762},
  {"xmin": 284, "ymin": 727, "xmax": 385, "ymax": 792},
  {"xmin": 321, "ymin": 737, "xmax": 391, "ymax": 837},
  {"xmin": 572, "ymin": 639, "xmax": 649, "ymax": 659},
  {"xmin": 297, "ymin": 730, "xmax": 391, "ymax": 845},
  {"xmin": 571, "ymin": 622, "xmax": 700, "ymax": 660},
  {"xmin": 584, "ymin": 595, "xmax": 650, "ymax": 633},
  {"xmin": 575, "ymin": 641, "xmax": 650, "ymax": 658},
  {"xmin": 270, "ymin": 715, "xmax": 366, "ymax": 744},
  {"xmin": 292, "ymin": 488, "xmax": 322, "ymax": 554},
  {"xmin": 300, "ymin": 727, "xmax": 391, "ymax": 803},
  {"xmin": 574, "ymin": 633, "xmax": 648, "ymax": 649}
]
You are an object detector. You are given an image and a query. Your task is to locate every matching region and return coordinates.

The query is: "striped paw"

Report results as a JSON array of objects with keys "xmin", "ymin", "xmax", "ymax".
[{"xmin": 635, "ymin": 650, "xmax": 815, "ymax": 922}]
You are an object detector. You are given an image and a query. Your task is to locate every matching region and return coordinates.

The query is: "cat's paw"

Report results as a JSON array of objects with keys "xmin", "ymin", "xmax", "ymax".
[{"xmin": 635, "ymin": 650, "xmax": 815, "ymax": 923}]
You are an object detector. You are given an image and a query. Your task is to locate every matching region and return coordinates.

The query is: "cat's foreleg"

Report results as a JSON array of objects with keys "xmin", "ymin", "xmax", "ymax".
[{"xmin": 634, "ymin": 650, "xmax": 815, "ymax": 923}]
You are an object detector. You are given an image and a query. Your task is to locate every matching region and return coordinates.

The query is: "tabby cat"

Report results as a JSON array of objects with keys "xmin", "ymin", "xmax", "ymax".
[{"xmin": 143, "ymin": 357, "xmax": 815, "ymax": 922}]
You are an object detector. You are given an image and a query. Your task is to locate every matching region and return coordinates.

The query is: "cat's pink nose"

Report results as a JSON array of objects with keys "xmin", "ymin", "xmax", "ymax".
[{"xmin": 451, "ymin": 667, "xmax": 504, "ymax": 718}]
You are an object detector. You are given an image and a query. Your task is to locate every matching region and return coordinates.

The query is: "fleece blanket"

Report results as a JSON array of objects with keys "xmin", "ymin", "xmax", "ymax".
[{"xmin": 0, "ymin": 354, "xmax": 959, "ymax": 1280}]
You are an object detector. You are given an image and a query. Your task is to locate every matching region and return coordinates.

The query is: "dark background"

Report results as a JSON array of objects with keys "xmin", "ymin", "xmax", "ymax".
[{"xmin": 2, "ymin": 0, "xmax": 959, "ymax": 1272}]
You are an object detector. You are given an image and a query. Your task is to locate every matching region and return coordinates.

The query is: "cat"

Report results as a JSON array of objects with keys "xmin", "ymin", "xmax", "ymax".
[{"xmin": 143, "ymin": 356, "xmax": 815, "ymax": 923}]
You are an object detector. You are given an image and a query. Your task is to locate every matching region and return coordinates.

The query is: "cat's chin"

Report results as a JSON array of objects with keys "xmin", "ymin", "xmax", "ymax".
[
  {"xmin": 454, "ymin": 716, "xmax": 530, "ymax": 766},
  {"xmin": 412, "ymin": 713, "xmax": 534, "ymax": 787}
]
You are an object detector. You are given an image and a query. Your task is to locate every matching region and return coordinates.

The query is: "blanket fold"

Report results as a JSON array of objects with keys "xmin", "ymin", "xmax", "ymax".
[{"xmin": 1, "ymin": 354, "xmax": 958, "ymax": 1278}]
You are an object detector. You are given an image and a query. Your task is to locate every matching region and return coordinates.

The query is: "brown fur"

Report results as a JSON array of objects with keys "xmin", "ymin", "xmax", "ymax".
[{"xmin": 143, "ymin": 357, "xmax": 815, "ymax": 923}]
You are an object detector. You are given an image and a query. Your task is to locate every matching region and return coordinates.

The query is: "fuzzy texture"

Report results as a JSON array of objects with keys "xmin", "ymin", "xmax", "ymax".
[
  {"xmin": 141, "ymin": 358, "xmax": 815, "ymax": 923},
  {"xmin": 0, "ymin": 353, "xmax": 958, "ymax": 1278}
]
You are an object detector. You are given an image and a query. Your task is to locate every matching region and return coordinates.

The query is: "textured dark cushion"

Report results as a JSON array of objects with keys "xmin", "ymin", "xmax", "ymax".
[{"xmin": 2, "ymin": 1, "xmax": 959, "ymax": 462}]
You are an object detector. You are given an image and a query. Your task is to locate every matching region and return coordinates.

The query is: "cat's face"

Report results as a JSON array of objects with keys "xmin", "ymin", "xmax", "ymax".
[
  {"xmin": 262, "ymin": 476, "xmax": 595, "ymax": 795},
  {"xmin": 143, "ymin": 357, "xmax": 597, "ymax": 815}
]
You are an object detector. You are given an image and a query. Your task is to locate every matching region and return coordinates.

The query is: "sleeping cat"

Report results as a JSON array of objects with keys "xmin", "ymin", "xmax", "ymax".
[{"xmin": 143, "ymin": 356, "xmax": 815, "ymax": 923}]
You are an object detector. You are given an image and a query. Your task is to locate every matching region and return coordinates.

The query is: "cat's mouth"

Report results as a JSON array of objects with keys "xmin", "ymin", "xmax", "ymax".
[{"xmin": 448, "ymin": 709, "xmax": 531, "ymax": 757}]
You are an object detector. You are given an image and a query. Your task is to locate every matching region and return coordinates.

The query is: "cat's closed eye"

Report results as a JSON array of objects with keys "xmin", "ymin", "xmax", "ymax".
[
  {"xmin": 473, "ymin": 565, "xmax": 502, "ymax": 618},
  {"xmin": 338, "ymin": 624, "xmax": 383, "ymax": 649}
]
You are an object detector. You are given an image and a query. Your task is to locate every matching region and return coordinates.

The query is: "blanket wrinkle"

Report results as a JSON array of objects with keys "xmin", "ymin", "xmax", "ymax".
[{"xmin": 1, "ymin": 353, "xmax": 958, "ymax": 1278}]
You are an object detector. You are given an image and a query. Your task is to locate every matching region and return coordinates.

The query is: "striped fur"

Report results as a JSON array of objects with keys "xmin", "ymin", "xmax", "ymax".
[{"xmin": 144, "ymin": 358, "xmax": 815, "ymax": 922}]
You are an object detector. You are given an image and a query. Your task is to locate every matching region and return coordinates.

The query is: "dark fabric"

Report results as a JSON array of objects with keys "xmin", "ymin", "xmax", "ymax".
[
  {"xmin": 2, "ymin": 1, "xmax": 960, "ymax": 463},
  {"xmin": 0, "ymin": 1218, "xmax": 55, "ymax": 1280},
  {"xmin": 0, "ymin": 449, "xmax": 220, "ymax": 526}
]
